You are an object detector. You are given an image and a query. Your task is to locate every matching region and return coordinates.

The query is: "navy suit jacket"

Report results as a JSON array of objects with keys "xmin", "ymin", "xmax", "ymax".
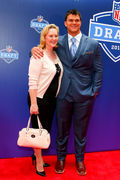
[{"xmin": 56, "ymin": 33, "xmax": 103, "ymax": 102}]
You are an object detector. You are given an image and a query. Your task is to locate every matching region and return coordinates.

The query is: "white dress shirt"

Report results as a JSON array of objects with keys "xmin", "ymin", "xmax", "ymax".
[{"xmin": 68, "ymin": 32, "xmax": 82, "ymax": 50}]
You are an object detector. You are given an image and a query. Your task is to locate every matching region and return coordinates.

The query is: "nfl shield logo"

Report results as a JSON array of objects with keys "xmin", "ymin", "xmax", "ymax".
[
  {"xmin": 0, "ymin": 46, "xmax": 19, "ymax": 64},
  {"xmin": 37, "ymin": 16, "xmax": 43, "ymax": 22},
  {"xmin": 6, "ymin": 46, "xmax": 12, "ymax": 53},
  {"xmin": 112, "ymin": 0, "xmax": 120, "ymax": 24},
  {"xmin": 30, "ymin": 15, "xmax": 49, "ymax": 34},
  {"xmin": 89, "ymin": 0, "xmax": 120, "ymax": 62}
]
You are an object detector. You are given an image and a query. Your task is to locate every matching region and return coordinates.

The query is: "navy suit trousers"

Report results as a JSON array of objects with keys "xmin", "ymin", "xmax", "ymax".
[{"xmin": 56, "ymin": 97, "xmax": 94, "ymax": 161}]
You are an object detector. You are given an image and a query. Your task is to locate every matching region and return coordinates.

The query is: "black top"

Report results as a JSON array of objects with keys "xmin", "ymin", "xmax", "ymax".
[{"xmin": 43, "ymin": 63, "xmax": 61, "ymax": 99}]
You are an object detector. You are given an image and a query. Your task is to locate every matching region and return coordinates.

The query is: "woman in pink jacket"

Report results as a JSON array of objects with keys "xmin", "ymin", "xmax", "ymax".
[{"xmin": 28, "ymin": 24, "xmax": 63, "ymax": 177}]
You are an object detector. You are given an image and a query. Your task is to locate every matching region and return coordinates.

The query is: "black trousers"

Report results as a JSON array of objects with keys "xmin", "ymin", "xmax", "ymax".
[{"xmin": 28, "ymin": 94, "xmax": 56, "ymax": 133}]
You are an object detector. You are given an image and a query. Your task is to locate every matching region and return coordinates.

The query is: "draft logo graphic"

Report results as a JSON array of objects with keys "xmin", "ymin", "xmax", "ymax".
[
  {"xmin": 89, "ymin": 0, "xmax": 120, "ymax": 62},
  {"xmin": 30, "ymin": 16, "xmax": 49, "ymax": 33},
  {"xmin": 0, "ymin": 46, "xmax": 19, "ymax": 64}
]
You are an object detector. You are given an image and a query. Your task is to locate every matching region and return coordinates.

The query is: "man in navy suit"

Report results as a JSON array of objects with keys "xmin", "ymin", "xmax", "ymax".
[{"xmin": 32, "ymin": 9, "xmax": 102, "ymax": 176}]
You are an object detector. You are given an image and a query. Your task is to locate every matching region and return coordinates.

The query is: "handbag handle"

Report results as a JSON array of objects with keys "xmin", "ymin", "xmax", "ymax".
[{"xmin": 26, "ymin": 115, "xmax": 42, "ymax": 131}]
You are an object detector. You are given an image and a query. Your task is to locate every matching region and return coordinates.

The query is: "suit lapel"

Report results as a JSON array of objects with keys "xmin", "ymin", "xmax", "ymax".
[
  {"xmin": 58, "ymin": 34, "xmax": 72, "ymax": 66},
  {"xmin": 58, "ymin": 34, "xmax": 88, "ymax": 66}
]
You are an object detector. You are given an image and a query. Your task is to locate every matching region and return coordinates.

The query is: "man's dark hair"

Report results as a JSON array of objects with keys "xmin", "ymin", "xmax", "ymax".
[{"xmin": 65, "ymin": 9, "xmax": 81, "ymax": 21}]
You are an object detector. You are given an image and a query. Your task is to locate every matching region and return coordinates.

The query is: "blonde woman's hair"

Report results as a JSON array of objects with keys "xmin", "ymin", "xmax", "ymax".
[{"xmin": 38, "ymin": 24, "xmax": 59, "ymax": 49}]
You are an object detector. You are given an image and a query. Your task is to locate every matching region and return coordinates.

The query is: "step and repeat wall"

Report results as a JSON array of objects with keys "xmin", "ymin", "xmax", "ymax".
[{"xmin": 0, "ymin": 0, "xmax": 120, "ymax": 158}]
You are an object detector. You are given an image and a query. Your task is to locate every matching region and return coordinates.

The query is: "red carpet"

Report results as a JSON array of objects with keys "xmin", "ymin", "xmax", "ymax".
[{"xmin": 0, "ymin": 150, "xmax": 120, "ymax": 180}]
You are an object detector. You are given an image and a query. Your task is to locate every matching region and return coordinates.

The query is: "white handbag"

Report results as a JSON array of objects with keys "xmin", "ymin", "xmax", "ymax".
[{"xmin": 17, "ymin": 115, "xmax": 50, "ymax": 149}]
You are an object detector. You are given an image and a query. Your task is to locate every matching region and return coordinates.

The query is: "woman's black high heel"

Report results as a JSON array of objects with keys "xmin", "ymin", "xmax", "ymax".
[
  {"xmin": 36, "ymin": 170, "xmax": 46, "ymax": 177},
  {"xmin": 32, "ymin": 154, "xmax": 36, "ymax": 165},
  {"xmin": 43, "ymin": 162, "xmax": 50, "ymax": 167},
  {"xmin": 32, "ymin": 154, "xmax": 50, "ymax": 167},
  {"xmin": 32, "ymin": 154, "xmax": 46, "ymax": 176}
]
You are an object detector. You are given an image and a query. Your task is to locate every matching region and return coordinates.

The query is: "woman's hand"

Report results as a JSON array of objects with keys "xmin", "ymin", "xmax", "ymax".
[
  {"xmin": 31, "ymin": 47, "xmax": 44, "ymax": 59},
  {"xmin": 30, "ymin": 104, "xmax": 39, "ymax": 115}
]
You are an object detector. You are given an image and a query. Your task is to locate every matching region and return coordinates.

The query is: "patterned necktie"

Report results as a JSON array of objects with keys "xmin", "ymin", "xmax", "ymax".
[{"xmin": 70, "ymin": 37, "xmax": 77, "ymax": 57}]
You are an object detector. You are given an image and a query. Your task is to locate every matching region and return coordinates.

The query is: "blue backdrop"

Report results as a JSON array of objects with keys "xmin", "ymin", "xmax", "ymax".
[{"xmin": 0, "ymin": 0, "xmax": 120, "ymax": 159}]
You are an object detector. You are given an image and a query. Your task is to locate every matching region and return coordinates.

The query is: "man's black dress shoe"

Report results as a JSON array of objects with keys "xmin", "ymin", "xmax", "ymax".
[
  {"xmin": 76, "ymin": 161, "xmax": 86, "ymax": 176},
  {"xmin": 55, "ymin": 160, "xmax": 65, "ymax": 174}
]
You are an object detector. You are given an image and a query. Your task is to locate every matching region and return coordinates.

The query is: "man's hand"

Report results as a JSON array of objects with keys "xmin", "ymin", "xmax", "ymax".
[{"xmin": 31, "ymin": 46, "xmax": 44, "ymax": 59}]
